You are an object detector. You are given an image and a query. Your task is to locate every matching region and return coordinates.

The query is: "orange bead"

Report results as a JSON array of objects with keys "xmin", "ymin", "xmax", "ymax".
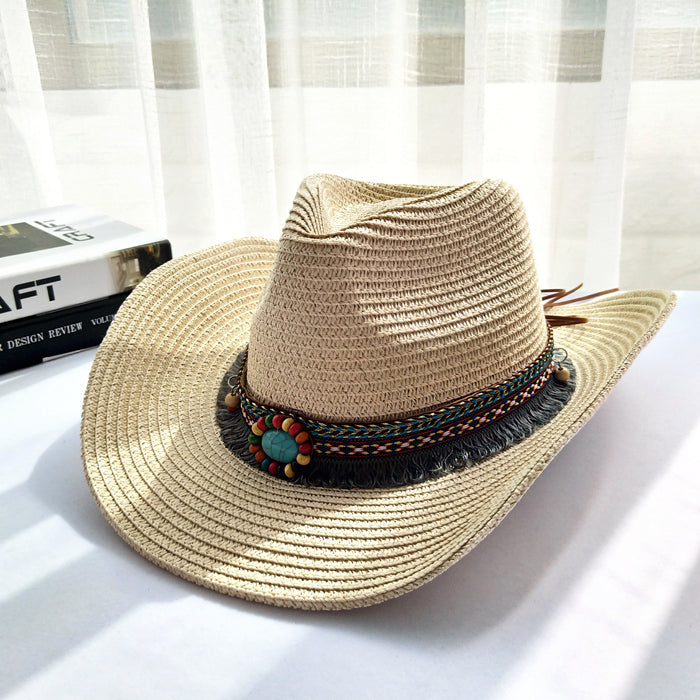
[
  {"xmin": 295, "ymin": 431, "xmax": 309, "ymax": 444},
  {"xmin": 255, "ymin": 450, "xmax": 266, "ymax": 463},
  {"xmin": 248, "ymin": 444, "xmax": 260, "ymax": 454}
]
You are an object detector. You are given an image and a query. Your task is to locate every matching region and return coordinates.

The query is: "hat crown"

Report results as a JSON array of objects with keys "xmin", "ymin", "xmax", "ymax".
[{"xmin": 246, "ymin": 175, "xmax": 548, "ymax": 422}]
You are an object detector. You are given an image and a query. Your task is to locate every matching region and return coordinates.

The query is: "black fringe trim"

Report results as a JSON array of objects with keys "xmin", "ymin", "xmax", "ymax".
[{"xmin": 216, "ymin": 351, "xmax": 576, "ymax": 489}]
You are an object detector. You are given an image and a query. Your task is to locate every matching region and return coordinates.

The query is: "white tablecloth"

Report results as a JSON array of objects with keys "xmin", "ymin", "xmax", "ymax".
[{"xmin": 1, "ymin": 292, "xmax": 698, "ymax": 700}]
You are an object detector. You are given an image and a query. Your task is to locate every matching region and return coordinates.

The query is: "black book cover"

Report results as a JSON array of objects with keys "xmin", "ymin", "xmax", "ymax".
[{"xmin": 0, "ymin": 292, "xmax": 130, "ymax": 373}]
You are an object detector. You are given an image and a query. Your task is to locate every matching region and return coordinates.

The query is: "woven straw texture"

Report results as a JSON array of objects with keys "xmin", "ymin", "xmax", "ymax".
[
  {"xmin": 81, "ymin": 246, "xmax": 674, "ymax": 609},
  {"xmin": 247, "ymin": 176, "xmax": 548, "ymax": 421}
]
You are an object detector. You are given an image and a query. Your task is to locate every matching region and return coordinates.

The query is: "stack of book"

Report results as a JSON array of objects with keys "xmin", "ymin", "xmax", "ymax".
[{"xmin": 0, "ymin": 206, "xmax": 172, "ymax": 373}]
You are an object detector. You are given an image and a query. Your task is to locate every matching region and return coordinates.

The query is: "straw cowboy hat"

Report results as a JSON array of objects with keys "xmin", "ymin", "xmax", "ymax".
[{"xmin": 81, "ymin": 175, "xmax": 674, "ymax": 610}]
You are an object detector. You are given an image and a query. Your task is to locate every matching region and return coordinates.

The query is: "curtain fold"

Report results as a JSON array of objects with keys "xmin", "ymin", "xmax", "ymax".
[
  {"xmin": 584, "ymin": 0, "xmax": 637, "ymax": 291},
  {"xmin": 0, "ymin": 1, "xmax": 61, "ymax": 210},
  {"xmin": 129, "ymin": 0, "xmax": 166, "ymax": 234},
  {"xmin": 191, "ymin": 0, "xmax": 277, "ymax": 241},
  {"xmin": 0, "ymin": 1, "xmax": 697, "ymax": 289}
]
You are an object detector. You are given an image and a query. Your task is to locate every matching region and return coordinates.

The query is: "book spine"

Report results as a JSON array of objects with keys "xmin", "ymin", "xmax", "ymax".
[
  {"xmin": 0, "ymin": 239, "xmax": 172, "ymax": 323},
  {"xmin": 0, "ymin": 292, "xmax": 130, "ymax": 373}
]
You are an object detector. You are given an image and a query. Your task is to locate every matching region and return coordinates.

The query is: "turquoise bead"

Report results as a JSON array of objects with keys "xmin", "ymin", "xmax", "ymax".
[{"xmin": 262, "ymin": 429, "xmax": 299, "ymax": 464}]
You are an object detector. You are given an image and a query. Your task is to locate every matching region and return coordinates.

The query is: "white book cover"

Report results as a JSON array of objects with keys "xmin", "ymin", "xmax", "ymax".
[{"xmin": 0, "ymin": 205, "xmax": 171, "ymax": 323}]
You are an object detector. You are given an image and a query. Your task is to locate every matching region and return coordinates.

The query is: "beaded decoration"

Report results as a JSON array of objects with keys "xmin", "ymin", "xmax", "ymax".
[
  {"xmin": 245, "ymin": 413, "xmax": 313, "ymax": 479},
  {"xmin": 231, "ymin": 329, "xmax": 557, "ymax": 464}
]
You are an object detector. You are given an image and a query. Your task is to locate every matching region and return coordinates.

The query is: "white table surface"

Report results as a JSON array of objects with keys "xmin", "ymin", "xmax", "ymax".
[{"xmin": 1, "ymin": 292, "xmax": 698, "ymax": 700}]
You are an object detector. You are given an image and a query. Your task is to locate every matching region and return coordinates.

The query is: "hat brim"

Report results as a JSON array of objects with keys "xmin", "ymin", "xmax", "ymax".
[{"xmin": 81, "ymin": 239, "xmax": 675, "ymax": 610}]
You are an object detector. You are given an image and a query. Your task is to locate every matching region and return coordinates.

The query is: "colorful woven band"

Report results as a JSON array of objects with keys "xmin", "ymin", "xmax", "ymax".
[{"xmin": 235, "ymin": 330, "xmax": 555, "ymax": 459}]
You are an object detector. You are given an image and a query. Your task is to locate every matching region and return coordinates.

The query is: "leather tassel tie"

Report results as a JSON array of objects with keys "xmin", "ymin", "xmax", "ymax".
[{"xmin": 542, "ymin": 283, "xmax": 619, "ymax": 327}]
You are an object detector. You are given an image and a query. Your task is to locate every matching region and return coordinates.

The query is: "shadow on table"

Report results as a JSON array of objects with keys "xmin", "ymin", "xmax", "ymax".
[{"xmin": 626, "ymin": 550, "xmax": 700, "ymax": 700}]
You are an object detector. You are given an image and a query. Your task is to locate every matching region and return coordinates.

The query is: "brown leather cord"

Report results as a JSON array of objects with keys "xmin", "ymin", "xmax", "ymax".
[{"xmin": 542, "ymin": 284, "xmax": 619, "ymax": 326}]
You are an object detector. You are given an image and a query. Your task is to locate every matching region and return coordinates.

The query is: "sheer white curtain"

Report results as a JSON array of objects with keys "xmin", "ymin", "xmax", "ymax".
[{"xmin": 0, "ymin": 1, "xmax": 698, "ymax": 288}]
